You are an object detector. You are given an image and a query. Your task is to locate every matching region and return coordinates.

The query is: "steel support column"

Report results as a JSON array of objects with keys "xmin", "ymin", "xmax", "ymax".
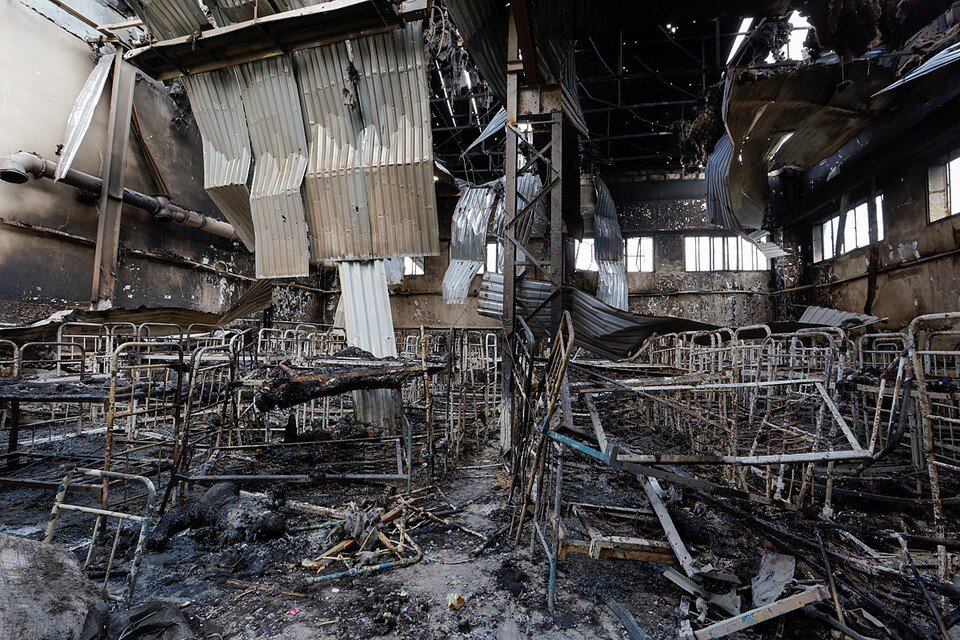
[
  {"xmin": 500, "ymin": 9, "xmax": 575, "ymax": 455},
  {"xmin": 91, "ymin": 54, "xmax": 136, "ymax": 309}
]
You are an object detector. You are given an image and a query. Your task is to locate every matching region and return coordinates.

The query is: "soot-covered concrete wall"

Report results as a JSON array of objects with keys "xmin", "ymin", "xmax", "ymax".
[
  {"xmin": 606, "ymin": 172, "xmax": 773, "ymax": 327},
  {"xmin": 0, "ymin": 0, "xmax": 253, "ymax": 324},
  {"xmin": 788, "ymin": 162, "xmax": 960, "ymax": 329}
]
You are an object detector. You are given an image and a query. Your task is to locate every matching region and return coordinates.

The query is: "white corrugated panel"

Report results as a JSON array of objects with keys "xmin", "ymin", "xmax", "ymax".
[
  {"xmin": 134, "ymin": 0, "xmax": 209, "ymax": 39},
  {"xmin": 442, "ymin": 259, "xmax": 481, "ymax": 305},
  {"xmin": 383, "ymin": 257, "xmax": 403, "ymax": 284},
  {"xmin": 55, "ymin": 55, "xmax": 113, "ymax": 182},
  {"xmin": 449, "ymin": 185, "xmax": 496, "ymax": 261},
  {"xmin": 338, "ymin": 260, "xmax": 398, "ymax": 426},
  {"xmin": 182, "ymin": 69, "xmax": 256, "ymax": 250},
  {"xmin": 597, "ymin": 260, "xmax": 628, "ymax": 311},
  {"xmin": 296, "ymin": 22, "xmax": 438, "ymax": 260},
  {"xmin": 798, "ymin": 306, "xmax": 881, "ymax": 328},
  {"xmin": 238, "ymin": 57, "xmax": 311, "ymax": 278}
]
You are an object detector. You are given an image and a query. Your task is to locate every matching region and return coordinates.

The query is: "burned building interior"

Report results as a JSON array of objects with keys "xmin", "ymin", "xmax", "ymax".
[{"xmin": 2, "ymin": 0, "xmax": 960, "ymax": 638}]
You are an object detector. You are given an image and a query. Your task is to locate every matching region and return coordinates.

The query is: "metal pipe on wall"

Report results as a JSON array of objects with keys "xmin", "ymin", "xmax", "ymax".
[{"xmin": 0, "ymin": 151, "xmax": 241, "ymax": 243}]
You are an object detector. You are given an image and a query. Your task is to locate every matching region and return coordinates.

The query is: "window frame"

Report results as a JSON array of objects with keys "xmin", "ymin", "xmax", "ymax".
[
  {"xmin": 683, "ymin": 234, "xmax": 770, "ymax": 272},
  {"xmin": 402, "ymin": 256, "xmax": 425, "ymax": 276},
  {"xmin": 573, "ymin": 238, "xmax": 600, "ymax": 272},
  {"xmin": 929, "ymin": 151, "xmax": 960, "ymax": 223},
  {"xmin": 813, "ymin": 193, "xmax": 884, "ymax": 263},
  {"xmin": 624, "ymin": 236, "xmax": 655, "ymax": 273}
]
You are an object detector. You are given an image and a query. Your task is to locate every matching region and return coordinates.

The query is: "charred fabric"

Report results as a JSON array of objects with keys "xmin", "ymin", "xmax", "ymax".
[{"xmin": 0, "ymin": 0, "xmax": 959, "ymax": 639}]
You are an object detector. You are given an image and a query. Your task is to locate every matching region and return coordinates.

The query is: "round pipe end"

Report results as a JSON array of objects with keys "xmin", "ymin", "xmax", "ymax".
[{"xmin": 0, "ymin": 157, "xmax": 29, "ymax": 184}]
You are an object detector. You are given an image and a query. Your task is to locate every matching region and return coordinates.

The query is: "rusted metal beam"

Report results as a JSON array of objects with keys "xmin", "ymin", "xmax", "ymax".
[
  {"xmin": 91, "ymin": 54, "xmax": 135, "ymax": 310},
  {"xmin": 510, "ymin": 0, "xmax": 541, "ymax": 86}
]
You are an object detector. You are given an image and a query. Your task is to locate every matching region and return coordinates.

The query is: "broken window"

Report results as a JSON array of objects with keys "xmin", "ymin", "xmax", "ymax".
[
  {"xmin": 684, "ymin": 235, "xmax": 769, "ymax": 272},
  {"xmin": 813, "ymin": 194, "xmax": 885, "ymax": 262},
  {"xmin": 929, "ymin": 152, "xmax": 960, "ymax": 222},
  {"xmin": 480, "ymin": 241, "xmax": 502, "ymax": 275},
  {"xmin": 624, "ymin": 237, "xmax": 654, "ymax": 273},
  {"xmin": 403, "ymin": 256, "xmax": 425, "ymax": 276},
  {"xmin": 574, "ymin": 238, "xmax": 599, "ymax": 272}
]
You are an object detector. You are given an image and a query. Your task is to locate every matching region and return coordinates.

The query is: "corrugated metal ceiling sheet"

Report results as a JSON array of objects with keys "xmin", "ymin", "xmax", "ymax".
[
  {"xmin": 798, "ymin": 305, "xmax": 881, "ymax": 328},
  {"xmin": 445, "ymin": 0, "xmax": 587, "ymax": 135},
  {"xmin": 338, "ymin": 260, "xmax": 397, "ymax": 356},
  {"xmin": 133, "ymin": 0, "xmax": 209, "ymax": 40},
  {"xmin": 338, "ymin": 259, "xmax": 398, "ymax": 426},
  {"xmin": 876, "ymin": 42, "xmax": 960, "ymax": 96},
  {"xmin": 591, "ymin": 176, "xmax": 624, "ymax": 261},
  {"xmin": 296, "ymin": 22, "xmax": 438, "ymax": 261},
  {"xmin": 442, "ymin": 259, "xmax": 481, "ymax": 305},
  {"xmin": 238, "ymin": 56, "xmax": 311, "ymax": 278},
  {"xmin": 479, "ymin": 276, "xmax": 712, "ymax": 360},
  {"xmin": 705, "ymin": 134, "xmax": 738, "ymax": 231},
  {"xmin": 597, "ymin": 260, "xmax": 628, "ymax": 311},
  {"xmin": 208, "ymin": 0, "xmax": 275, "ymax": 26},
  {"xmin": 182, "ymin": 69, "xmax": 257, "ymax": 250},
  {"xmin": 723, "ymin": 61, "xmax": 895, "ymax": 230},
  {"xmin": 449, "ymin": 184, "xmax": 496, "ymax": 261}
]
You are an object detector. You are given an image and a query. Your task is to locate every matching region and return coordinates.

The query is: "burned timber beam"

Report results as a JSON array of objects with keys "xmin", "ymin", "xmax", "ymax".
[
  {"xmin": 256, "ymin": 355, "xmax": 444, "ymax": 411},
  {"xmin": 0, "ymin": 151, "xmax": 240, "ymax": 243}
]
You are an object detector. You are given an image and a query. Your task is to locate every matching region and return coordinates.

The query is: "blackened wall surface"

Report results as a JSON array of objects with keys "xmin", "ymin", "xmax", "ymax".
[
  {"xmin": 605, "ymin": 171, "xmax": 773, "ymax": 327},
  {"xmin": 0, "ymin": 0, "xmax": 254, "ymax": 324},
  {"xmin": 787, "ymin": 163, "xmax": 960, "ymax": 330}
]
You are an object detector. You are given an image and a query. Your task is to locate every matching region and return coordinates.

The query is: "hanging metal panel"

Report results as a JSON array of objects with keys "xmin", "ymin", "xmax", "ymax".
[
  {"xmin": 591, "ymin": 176, "xmax": 624, "ymax": 261},
  {"xmin": 442, "ymin": 259, "xmax": 481, "ymax": 305},
  {"xmin": 597, "ymin": 260, "xmax": 628, "ymax": 311},
  {"xmin": 338, "ymin": 260, "xmax": 398, "ymax": 426},
  {"xmin": 449, "ymin": 184, "xmax": 496, "ymax": 261},
  {"xmin": 55, "ymin": 55, "xmax": 114, "ymax": 182},
  {"xmin": 705, "ymin": 134, "xmax": 738, "ymax": 232},
  {"xmin": 296, "ymin": 22, "xmax": 438, "ymax": 261},
  {"xmin": 238, "ymin": 56, "xmax": 311, "ymax": 277},
  {"xmin": 182, "ymin": 69, "xmax": 256, "ymax": 250}
]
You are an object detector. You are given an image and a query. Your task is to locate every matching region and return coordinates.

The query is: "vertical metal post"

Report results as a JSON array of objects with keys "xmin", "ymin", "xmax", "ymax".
[
  {"xmin": 501, "ymin": 13, "xmax": 520, "ymax": 452},
  {"xmin": 549, "ymin": 111, "xmax": 565, "ymax": 334},
  {"xmin": 5, "ymin": 400, "xmax": 20, "ymax": 469},
  {"xmin": 91, "ymin": 54, "xmax": 136, "ymax": 309}
]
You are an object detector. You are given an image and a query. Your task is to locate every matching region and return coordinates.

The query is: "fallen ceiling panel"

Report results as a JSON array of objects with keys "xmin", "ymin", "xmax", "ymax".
[
  {"xmin": 798, "ymin": 305, "xmax": 882, "ymax": 328},
  {"xmin": 479, "ymin": 274, "xmax": 713, "ymax": 359},
  {"xmin": 181, "ymin": 69, "xmax": 256, "ymax": 250},
  {"xmin": 442, "ymin": 258, "xmax": 482, "ymax": 305},
  {"xmin": 124, "ymin": 0, "xmax": 402, "ymax": 80},
  {"xmin": 722, "ymin": 61, "xmax": 896, "ymax": 229},
  {"xmin": 238, "ymin": 56, "xmax": 310, "ymax": 278},
  {"xmin": 296, "ymin": 23, "xmax": 439, "ymax": 261}
]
